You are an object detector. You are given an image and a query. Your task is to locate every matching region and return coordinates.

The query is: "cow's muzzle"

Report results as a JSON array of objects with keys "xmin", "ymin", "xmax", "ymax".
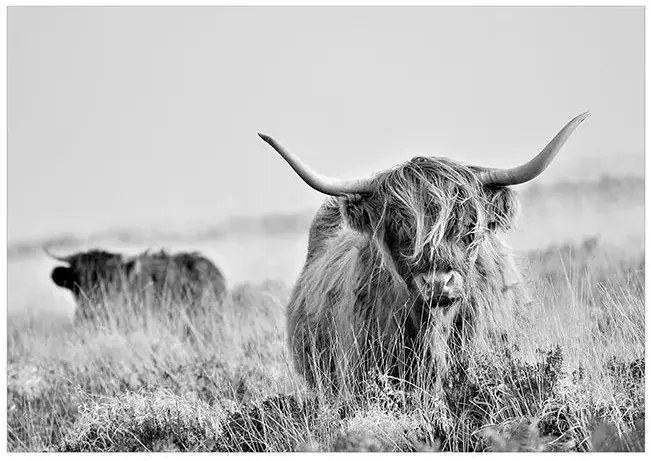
[{"xmin": 413, "ymin": 270, "xmax": 463, "ymax": 307}]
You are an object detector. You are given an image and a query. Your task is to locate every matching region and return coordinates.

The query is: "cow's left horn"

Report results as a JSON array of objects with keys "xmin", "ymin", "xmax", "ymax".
[
  {"xmin": 43, "ymin": 247, "xmax": 70, "ymax": 263},
  {"xmin": 258, "ymin": 133, "xmax": 374, "ymax": 196},
  {"xmin": 479, "ymin": 111, "xmax": 589, "ymax": 186}
]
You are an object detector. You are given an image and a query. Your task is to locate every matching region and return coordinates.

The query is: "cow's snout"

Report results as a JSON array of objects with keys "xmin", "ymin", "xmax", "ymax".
[{"xmin": 414, "ymin": 269, "xmax": 463, "ymax": 303}]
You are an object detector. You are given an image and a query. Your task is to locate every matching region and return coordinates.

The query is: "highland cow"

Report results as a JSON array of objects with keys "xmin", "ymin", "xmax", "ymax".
[
  {"xmin": 47, "ymin": 249, "xmax": 227, "ymax": 322},
  {"xmin": 258, "ymin": 112, "xmax": 588, "ymax": 394}
]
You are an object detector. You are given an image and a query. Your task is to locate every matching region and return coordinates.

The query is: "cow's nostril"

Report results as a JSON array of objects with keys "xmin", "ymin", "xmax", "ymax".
[
  {"xmin": 441, "ymin": 271, "xmax": 463, "ymax": 296},
  {"xmin": 442, "ymin": 271, "xmax": 454, "ymax": 287}
]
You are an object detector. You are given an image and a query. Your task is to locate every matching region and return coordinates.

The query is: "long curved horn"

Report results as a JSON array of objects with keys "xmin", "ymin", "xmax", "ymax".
[
  {"xmin": 257, "ymin": 133, "xmax": 374, "ymax": 196},
  {"xmin": 43, "ymin": 247, "xmax": 71, "ymax": 263},
  {"xmin": 479, "ymin": 111, "xmax": 590, "ymax": 186}
]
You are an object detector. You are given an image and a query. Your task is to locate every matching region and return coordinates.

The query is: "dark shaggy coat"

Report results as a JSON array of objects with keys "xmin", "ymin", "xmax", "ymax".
[{"xmin": 51, "ymin": 249, "xmax": 227, "ymax": 321}]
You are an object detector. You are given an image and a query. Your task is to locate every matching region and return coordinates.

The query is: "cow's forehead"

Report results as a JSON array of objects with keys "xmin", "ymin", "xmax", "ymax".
[
  {"xmin": 374, "ymin": 156, "xmax": 484, "ymax": 201},
  {"xmin": 381, "ymin": 156, "xmax": 479, "ymax": 182},
  {"xmin": 408, "ymin": 155, "xmax": 469, "ymax": 167}
]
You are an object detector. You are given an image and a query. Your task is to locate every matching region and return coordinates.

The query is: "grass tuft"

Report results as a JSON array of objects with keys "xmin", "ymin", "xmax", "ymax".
[{"xmin": 60, "ymin": 389, "xmax": 225, "ymax": 452}]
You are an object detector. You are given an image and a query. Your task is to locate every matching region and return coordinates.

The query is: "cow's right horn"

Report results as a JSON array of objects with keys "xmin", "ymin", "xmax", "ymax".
[{"xmin": 258, "ymin": 133, "xmax": 374, "ymax": 196}]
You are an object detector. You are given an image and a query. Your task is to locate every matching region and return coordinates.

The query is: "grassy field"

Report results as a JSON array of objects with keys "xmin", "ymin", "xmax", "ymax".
[
  {"xmin": 7, "ymin": 241, "xmax": 645, "ymax": 452},
  {"xmin": 6, "ymin": 177, "xmax": 645, "ymax": 452}
]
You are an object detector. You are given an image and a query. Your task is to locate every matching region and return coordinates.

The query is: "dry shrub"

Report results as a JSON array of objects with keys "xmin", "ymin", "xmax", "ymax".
[
  {"xmin": 7, "ymin": 363, "xmax": 83, "ymax": 452},
  {"xmin": 448, "ymin": 346, "xmax": 644, "ymax": 452},
  {"xmin": 60, "ymin": 389, "xmax": 226, "ymax": 452},
  {"xmin": 330, "ymin": 409, "xmax": 439, "ymax": 452}
]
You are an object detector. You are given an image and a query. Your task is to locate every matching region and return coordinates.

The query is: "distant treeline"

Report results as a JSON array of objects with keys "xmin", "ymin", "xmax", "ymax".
[{"xmin": 8, "ymin": 174, "xmax": 644, "ymax": 260}]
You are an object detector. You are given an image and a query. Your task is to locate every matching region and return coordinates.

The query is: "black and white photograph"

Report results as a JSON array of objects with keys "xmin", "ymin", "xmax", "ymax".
[{"xmin": 5, "ymin": 4, "xmax": 645, "ymax": 453}]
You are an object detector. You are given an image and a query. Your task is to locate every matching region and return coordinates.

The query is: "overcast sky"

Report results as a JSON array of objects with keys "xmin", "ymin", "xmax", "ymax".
[{"xmin": 8, "ymin": 6, "xmax": 644, "ymax": 242}]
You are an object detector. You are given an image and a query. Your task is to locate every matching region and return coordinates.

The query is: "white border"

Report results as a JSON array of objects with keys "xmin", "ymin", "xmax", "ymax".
[{"xmin": 1, "ymin": 2, "xmax": 647, "ymax": 459}]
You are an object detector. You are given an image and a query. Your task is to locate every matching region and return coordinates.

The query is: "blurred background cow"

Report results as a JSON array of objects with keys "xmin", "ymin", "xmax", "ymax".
[{"xmin": 47, "ymin": 248, "xmax": 227, "ymax": 323}]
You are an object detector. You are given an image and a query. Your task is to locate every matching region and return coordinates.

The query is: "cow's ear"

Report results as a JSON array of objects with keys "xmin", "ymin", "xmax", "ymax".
[
  {"xmin": 51, "ymin": 266, "xmax": 75, "ymax": 289},
  {"xmin": 484, "ymin": 186, "xmax": 520, "ymax": 231},
  {"xmin": 339, "ymin": 193, "xmax": 379, "ymax": 235}
]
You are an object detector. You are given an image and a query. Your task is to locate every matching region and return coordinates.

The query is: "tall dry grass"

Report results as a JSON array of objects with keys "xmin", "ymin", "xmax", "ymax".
[{"xmin": 7, "ymin": 238, "xmax": 644, "ymax": 452}]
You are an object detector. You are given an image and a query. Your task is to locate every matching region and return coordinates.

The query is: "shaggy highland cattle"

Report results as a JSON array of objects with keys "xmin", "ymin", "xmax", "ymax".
[
  {"xmin": 258, "ymin": 112, "xmax": 589, "ymax": 394},
  {"xmin": 47, "ymin": 249, "xmax": 227, "ymax": 322}
]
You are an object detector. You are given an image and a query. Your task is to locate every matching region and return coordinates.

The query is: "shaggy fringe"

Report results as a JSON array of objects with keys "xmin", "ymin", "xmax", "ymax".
[{"xmin": 377, "ymin": 158, "xmax": 494, "ymax": 264}]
